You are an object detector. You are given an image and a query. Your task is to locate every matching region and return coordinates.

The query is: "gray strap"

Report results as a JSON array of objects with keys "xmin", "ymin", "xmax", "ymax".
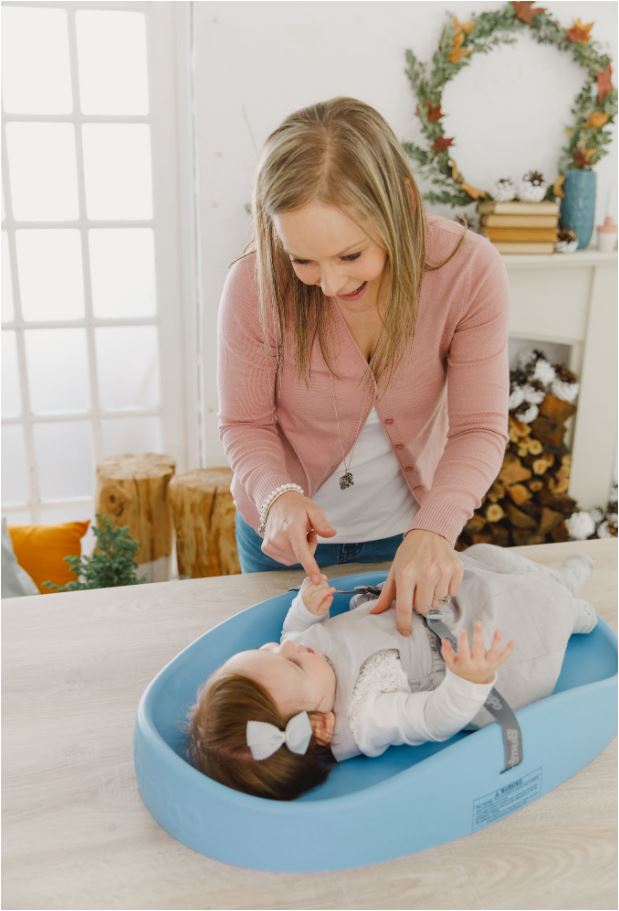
[{"xmin": 425, "ymin": 609, "xmax": 523, "ymax": 772}]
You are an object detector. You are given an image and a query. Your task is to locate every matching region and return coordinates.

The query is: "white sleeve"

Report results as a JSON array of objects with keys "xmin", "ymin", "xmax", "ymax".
[
  {"xmin": 352, "ymin": 668, "xmax": 496, "ymax": 757},
  {"xmin": 281, "ymin": 590, "xmax": 329, "ymax": 642}
]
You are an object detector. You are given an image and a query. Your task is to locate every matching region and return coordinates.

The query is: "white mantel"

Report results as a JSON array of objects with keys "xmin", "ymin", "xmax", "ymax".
[{"xmin": 503, "ymin": 249, "xmax": 617, "ymax": 510}]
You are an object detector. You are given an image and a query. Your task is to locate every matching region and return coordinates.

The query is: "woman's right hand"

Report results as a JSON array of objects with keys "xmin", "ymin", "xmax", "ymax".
[{"xmin": 261, "ymin": 491, "xmax": 337, "ymax": 582}]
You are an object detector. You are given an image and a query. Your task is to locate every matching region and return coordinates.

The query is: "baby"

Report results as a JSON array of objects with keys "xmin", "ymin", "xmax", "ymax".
[{"xmin": 187, "ymin": 543, "xmax": 597, "ymax": 800}]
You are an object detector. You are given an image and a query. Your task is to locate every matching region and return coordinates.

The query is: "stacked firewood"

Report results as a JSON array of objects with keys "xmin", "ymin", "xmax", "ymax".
[
  {"xmin": 456, "ymin": 348, "xmax": 616, "ymax": 550},
  {"xmin": 457, "ymin": 393, "xmax": 577, "ymax": 549}
]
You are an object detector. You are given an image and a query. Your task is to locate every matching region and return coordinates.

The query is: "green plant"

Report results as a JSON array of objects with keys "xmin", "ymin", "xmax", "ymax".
[{"xmin": 44, "ymin": 513, "xmax": 148, "ymax": 592}]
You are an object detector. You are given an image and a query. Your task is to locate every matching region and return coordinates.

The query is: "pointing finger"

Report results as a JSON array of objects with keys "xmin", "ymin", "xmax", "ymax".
[{"xmin": 370, "ymin": 571, "xmax": 395, "ymax": 614}]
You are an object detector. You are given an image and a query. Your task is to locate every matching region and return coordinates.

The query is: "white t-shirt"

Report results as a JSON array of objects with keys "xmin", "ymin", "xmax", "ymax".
[{"xmin": 311, "ymin": 407, "xmax": 418, "ymax": 543}]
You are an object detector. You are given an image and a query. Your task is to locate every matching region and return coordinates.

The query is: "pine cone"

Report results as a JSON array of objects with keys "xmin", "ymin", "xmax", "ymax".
[{"xmin": 523, "ymin": 170, "xmax": 545, "ymax": 187}]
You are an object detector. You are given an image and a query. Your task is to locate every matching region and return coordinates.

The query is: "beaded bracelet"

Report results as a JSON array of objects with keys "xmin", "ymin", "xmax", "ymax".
[{"xmin": 258, "ymin": 483, "xmax": 304, "ymax": 535}]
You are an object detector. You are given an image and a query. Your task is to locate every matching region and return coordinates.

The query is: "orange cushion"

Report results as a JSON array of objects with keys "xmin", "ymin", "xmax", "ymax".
[{"xmin": 8, "ymin": 521, "xmax": 90, "ymax": 594}]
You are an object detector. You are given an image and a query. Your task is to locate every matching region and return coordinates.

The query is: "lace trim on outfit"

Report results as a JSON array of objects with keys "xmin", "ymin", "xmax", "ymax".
[
  {"xmin": 348, "ymin": 649, "xmax": 408, "ymax": 745},
  {"xmin": 347, "ymin": 626, "xmax": 447, "ymax": 747}
]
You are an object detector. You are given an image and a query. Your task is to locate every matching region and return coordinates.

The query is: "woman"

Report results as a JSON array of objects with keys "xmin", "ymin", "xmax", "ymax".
[{"xmin": 217, "ymin": 97, "xmax": 510, "ymax": 636}]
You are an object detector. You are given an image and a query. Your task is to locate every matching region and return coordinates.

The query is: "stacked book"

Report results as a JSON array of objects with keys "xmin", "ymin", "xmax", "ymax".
[{"xmin": 477, "ymin": 200, "xmax": 560, "ymax": 254}]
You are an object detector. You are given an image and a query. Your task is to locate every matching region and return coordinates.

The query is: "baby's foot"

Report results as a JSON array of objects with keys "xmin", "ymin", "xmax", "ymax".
[
  {"xmin": 572, "ymin": 597, "xmax": 598, "ymax": 634},
  {"xmin": 557, "ymin": 554, "xmax": 594, "ymax": 594}
]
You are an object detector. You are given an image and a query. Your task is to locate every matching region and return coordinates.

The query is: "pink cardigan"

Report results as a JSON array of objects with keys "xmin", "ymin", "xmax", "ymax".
[{"xmin": 217, "ymin": 213, "xmax": 510, "ymax": 548}]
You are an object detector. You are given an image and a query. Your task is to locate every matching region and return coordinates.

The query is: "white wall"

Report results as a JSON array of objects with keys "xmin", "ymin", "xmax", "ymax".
[{"xmin": 191, "ymin": 0, "xmax": 618, "ymax": 481}]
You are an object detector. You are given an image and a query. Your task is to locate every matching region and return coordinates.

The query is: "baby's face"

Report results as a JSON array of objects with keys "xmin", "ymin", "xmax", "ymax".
[{"xmin": 216, "ymin": 639, "xmax": 336, "ymax": 716}]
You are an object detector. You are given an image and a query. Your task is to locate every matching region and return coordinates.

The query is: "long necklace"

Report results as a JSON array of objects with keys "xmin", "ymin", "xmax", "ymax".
[{"xmin": 329, "ymin": 373, "xmax": 376, "ymax": 490}]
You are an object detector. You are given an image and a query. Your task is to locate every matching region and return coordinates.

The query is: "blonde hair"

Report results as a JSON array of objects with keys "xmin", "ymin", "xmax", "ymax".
[
  {"xmin": 187, "ymin": 672, "xmax": 335, "ymax": 801},
  {"xmin": 232, "ymin": 96, "xmax": 467, "ymax": 386}
]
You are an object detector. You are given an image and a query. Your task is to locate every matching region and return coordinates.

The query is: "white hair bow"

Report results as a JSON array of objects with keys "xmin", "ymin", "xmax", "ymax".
[{"xmin": 246, "ymin": 711, "xmax": 313, "ymax": 761}]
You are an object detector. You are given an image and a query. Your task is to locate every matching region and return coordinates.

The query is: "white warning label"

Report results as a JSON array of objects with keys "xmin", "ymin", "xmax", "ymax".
[{"xmin": 472, "ymin": 768, "xmax": 543, "ymax": 830}]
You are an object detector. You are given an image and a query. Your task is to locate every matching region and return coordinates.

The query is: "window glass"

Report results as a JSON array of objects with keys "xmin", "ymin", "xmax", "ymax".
[
  {"xmin": 82, "ymin": 124, "xmax": 153, "ymax": 220},
  {"xmin": 2, "ymin": 331, "xmax": 21, "ymax": 417},
  {"xmin": 6, "ymin": 124, "xmax": 79, "ymax": 221},
  {"xmin": 76, "ymin": 10, "xmax": 148, "ymax": 115},
  {"xmin": 101, "ymin": 416, "xmax": 162, "ymax": 457},
  {"xmin": 2, "ymin": 7, "xmax": 72, "ymax": 114},
  {"xmin": 2, "ymin": 232, "xmax": 14, "ymax": 322},
  {"xmin": 2, "ymin": 425, "xmax": 29, "ymax": 505},
  {"xmin": 33, "ymin": 421, "xmax": 94, "ymax": 499},
  {"xmin": 25, "ymin": 329, "xmax": 91, "ymax": 414},
  {"xmin": 96, "ymin": 326, "xmax": 159, "ymax": 410},
  {"xmin": 89, "ymin": 229, "xmax": 156, "ymax": 317},
  {"xmin": 17, "ymin": 230, "xmax": 84, "ymax": 321}
]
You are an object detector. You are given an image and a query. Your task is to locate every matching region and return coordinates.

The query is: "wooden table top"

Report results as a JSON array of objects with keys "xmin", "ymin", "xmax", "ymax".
[{"xmin": 2, "ymin": 538, "xmax": 617, "ymax": 910}]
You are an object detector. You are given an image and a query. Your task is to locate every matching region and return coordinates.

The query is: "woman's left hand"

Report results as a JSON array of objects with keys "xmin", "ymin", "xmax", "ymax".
[{"xmin": 370, "ymin": 529, "xmax": 464, "ymax": 636}]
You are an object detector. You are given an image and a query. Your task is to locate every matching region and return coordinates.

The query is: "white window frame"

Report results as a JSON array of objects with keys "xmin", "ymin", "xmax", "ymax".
[{"xmin": 1, "ymin": 0, "xmax": 200, "ymax": 523}]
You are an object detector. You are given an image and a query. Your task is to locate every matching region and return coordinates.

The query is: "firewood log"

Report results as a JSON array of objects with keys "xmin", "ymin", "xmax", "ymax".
[
  {"xmin": 499, "ymin": 455, "xmax": 532, "ymax": 486},
  {"xmin": 539, "ymin": 506, "xmax": 565, "ymax": 535},
  {"xmin": 96, "ymin": 452, "xmax": 175, "ymax": 581},
  {"xmin": 539, "ymin": 393, "xmax": 577, "ymax": 424},
  {"xmin": 169, "ymin": 468, "xmax": 240, "ymax": 578},
  {"xmin": 486, "ymin": 504, "xmax": 505, "ymax": 522},
  {"xmin": 507, "ymin": 483, "xmax": 532, "ymax": 506},
  {"xmin": 505, "ymin": 502, "xmax": 537, "ymax": 528},
  {"xmin": 533, "ymin": 456, "xmax": 554, "ymax": 475},
  {"xmin": 487, "ymin": 480, "xmax": 506, "ymax": 502}
]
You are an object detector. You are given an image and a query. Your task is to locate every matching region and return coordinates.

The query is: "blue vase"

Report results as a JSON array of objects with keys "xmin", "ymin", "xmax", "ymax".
[{"xmin": 560, "ymin": 169, "xmax": 597, "ymax": 249}]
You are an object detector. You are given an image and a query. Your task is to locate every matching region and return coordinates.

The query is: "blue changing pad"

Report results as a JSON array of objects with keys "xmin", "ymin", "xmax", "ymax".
[{"xmin": 134, "ymin": 569, "xmax": 617, "ymax": 872}]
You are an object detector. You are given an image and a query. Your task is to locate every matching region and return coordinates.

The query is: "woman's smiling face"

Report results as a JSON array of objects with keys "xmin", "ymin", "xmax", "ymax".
[{"xmin": 273, "ymin": 201, "xmax": 387, "ymax": 307}]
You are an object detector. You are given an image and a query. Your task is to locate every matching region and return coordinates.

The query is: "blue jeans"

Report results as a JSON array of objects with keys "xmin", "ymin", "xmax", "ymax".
[{"xmin": 235, "ymin": 511, "xmax": 403, "ymax": 574}]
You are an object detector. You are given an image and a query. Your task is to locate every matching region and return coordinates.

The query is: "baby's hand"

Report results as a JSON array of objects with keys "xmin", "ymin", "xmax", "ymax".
[
  {"xmin": 441, "ymin": 622, "xmax": 515, "ymax": 685},
  {"xmin": 300, "ymin": 574, "xmax": 336, "ymax": 616}
]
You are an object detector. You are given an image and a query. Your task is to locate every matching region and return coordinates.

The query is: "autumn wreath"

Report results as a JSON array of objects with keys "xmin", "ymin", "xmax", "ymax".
[{"xmin": 403, "ymin": 1, "xmax": 617, "ymax": 207}]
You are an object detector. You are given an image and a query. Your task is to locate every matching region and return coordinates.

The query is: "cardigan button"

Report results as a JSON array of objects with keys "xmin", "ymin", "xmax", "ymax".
[
  {"xmin": 384, "ymin": 418, "xmax": 394, "ymax": 425},
  {"xmin": 394, "ymin": 443, "xmax": 403, "ymax": 450},
  {"xmin": 404, "ymin": 465, "xmax": 413, "ymax": 472}
]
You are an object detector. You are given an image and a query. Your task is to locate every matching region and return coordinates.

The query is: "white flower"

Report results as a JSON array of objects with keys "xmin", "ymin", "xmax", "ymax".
[
  {"xmin": 522, "ymin": 383, "xmax": 546, "ymax": 405},
  {"xmin": 590, "ymin": 507, "xmax": 605, "ymax": 524},
  {"xmin": 509, "ymin": 387, "xmax": 526, "ymax": 409},
  {"xmin": 565, "ymin": 511, "xmax": 596, "ymax": 540},
  {"xmin": 596, "ymin": 520, "xmax": 612, "ymax": 538},
  {"xmin": 517, "ymin": 349, "xmax": 537, "ymax": 370},
  {"xmin": 518, "ymin": 403, "xmax": 539, "ymax": 423},
  {"xmin": 532, "ymin": 359, "xmax": 556, "ymax": 385},
  {"xmin": 551, "ymin": 379, "xmax": 579, "ymax": 402}
]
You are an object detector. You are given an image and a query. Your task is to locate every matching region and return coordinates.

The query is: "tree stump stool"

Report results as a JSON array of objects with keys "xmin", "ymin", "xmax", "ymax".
[
  {"xmin": 95, "ymin": 452, "xmax": 176, "ymax": 582},
  {"xmin": 169, "ymin": 467, "xmax": 240, "ymax": 578}
]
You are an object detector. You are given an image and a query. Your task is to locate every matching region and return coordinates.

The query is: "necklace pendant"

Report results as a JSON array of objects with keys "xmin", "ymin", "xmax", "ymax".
[{"xmin": 339, "ymin": 471, "xmax": 354, "ymax": 490}]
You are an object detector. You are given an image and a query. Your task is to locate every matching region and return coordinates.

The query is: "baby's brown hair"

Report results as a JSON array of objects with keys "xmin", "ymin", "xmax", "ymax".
[{"xmin": 187, "ymin": 672, "xmax": 335, "ymax": 800}]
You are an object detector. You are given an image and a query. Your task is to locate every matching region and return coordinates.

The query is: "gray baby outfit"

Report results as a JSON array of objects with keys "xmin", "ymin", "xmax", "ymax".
[{"xmin": 281, "ymin": 543, "xmax": 595, "ymax": 761}]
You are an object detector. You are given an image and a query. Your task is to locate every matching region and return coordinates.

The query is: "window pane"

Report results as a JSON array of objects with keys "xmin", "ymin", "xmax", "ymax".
[
  {"xmin": 3, "ymin": 509, "xmax": 32, "ymax": 525},
  {"xmin": 96, "ymin": 326, "xmax": 159, "ymax": 410},
  {"xmin": 24, "ymin": 329, "xmax": 90, "ymax": 414},
  {"xmin": 82, "ymin": 124, "xmax": 152, "ymax": 220},
  {"xmin": 2, "ymin": 331, "xmax": 21, "ymax": 416},
  {"xmin": 7, "ymin": 124, "xmax": 79, "ymax": 221},
  {"xmin": 33, "ymin": 421, "xmax": 93, "ymax": 499},
  {"xmin": 89, "ymin": 229, "xmax": 156, "ymax": 317},
  {"xmin": 17, "ymin": 230, "xmax": 84, "ymax": 321},
  {"xmin": 2, "ymin": 7, "xmax": 72, "ymax": 114},
  {"xmin": 2, "ymin": 232, "xmax": 14, "ymax": 322},
  {"xmin": 101, "ymin": 416, "xmax": 162, "ymax": 457},
  {"xmin": 1, "ymin": 424, "xmax": 29, "ymax": 504},
  {"xmin": 76, "ymin": 11, "xmax": 148, "ymax": 115}
]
